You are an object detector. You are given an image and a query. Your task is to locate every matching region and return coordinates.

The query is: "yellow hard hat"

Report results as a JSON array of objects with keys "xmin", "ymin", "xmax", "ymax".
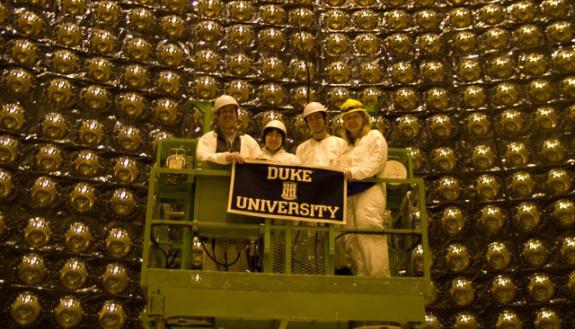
[
  {"xmin": 303, "ymin": 102, "xmax": 327, "ymax": 118},
  {"xmin": 213, "ymin": 95, "xmax": 239, "ymax": 113},
  {"xmin": 340, "ymin": 98, "xmax": 368, "ymax": 116}
]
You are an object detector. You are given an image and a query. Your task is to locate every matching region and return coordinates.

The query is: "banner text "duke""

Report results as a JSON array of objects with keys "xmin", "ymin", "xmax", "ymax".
[{"xmin": 267, "ymin": 166, "xmax": 312, "ymax": 182}]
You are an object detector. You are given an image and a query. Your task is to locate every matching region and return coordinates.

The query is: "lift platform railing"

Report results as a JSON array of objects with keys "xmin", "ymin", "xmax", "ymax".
[{"xmin": 140, "ymin": 138, "xmax": 431, "ymax": 329}]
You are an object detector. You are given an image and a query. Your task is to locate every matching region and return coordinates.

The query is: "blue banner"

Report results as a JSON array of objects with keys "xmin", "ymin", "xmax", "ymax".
[{"xmin": 227, "ymin": 160, "xmax": 347, "ymax": 224}]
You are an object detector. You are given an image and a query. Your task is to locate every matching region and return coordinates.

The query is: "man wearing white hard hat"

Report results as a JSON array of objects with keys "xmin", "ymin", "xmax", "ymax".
[
  {"xmin": 295, "ymin": 102, "xmax": 346, "ymax": 168},
  {"xmin": 260, "ymin": 119, "xmax": 298, "ymax": 165},
  {"xmin": 337, "ymin": 98, "xmax": 389, "ymax": 278},
  {"xmin": 196, "ymin": 95, "xmax": 261, "ymax": 165},
  {"xmin": 196, "ymin": 95, "xmax": 259, "ymax": 272}
]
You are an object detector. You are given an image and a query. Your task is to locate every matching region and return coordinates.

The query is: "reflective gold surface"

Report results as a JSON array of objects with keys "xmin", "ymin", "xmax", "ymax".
[
  {"xmin": 522, "ymin": 239, "xmax": 548, "ymax": 268},
  {"xmin": 440, "ymin": 206, "xmax": 464, "ymax": 235},
  {"xmin": 0, "ymin": 103, "xmax": 26, "ymax": 132},
  {"xmin": 106, "ymin": 227, "xmax": 132, "ymax": 258},
  {"xmin": 160, "ymin": 15, "xmax": 186, "ymax": 40},
  {"xmin": 124, "ymin": 37, "xmax": 152, "ymax": 61},
  {"xmin": 10, "ymin": 292, "xmax": 40, "ymax": 326},
  {"xmin": 4, "ymin": 68, "xmax": 34, "ymax": 95},
  {"xmin": 78, "ymin": 119, "xmax": 104, "ymax": 146},
  {"xmin": 98, "ymin": 301, "xmax": 126, "ymax": 329},
  {"xmin": 127, "ymin": 8, "xmax": 155, "ymax": 32},
  {"xmin": 449, "ymin": 277, "xmax": 474, "ymax": 305},
  {"xmin": 10, "ymin": 39, "xmax": 38, "ymax": 66},
  {"xmin": 30, "ymin": 177, "xmax": 58, "ymax": 208},
  {"xmin": 36, "ymin": 144, "xmax": 63, "ymax": 172},
  {"xmin": 0, "ymin": 170, "xmax": 14, "ymax": 200},
  {"xmin": 89, "ymin": 29, "xmax": 117, "ymax": 54},
  {"xmin": 116, "ymin": 125, "xmax": 143, "ymax": 152},
  {"xmin": 54, "ymin": 296, "xmax": 83, "ymax": 329},
  {"xmin": 117, "ymin": 92, "xmax": 146, "ymax": 119},
  {"xmin": 64, "ymin": 222, "xmax": 93, "ymax": 253},
  {"xmin": 24, "ymin": 216, "xmax": 51, "ymax": 247},
  {"xmin": 93, "ymin": 1, "xmax": 120, "ymax": 26},
  {"xmin": 102, "ymin": 263, "xmax": 129, "ymax": 295},
  {"xmin": 153, "ymin": 98, "xmax": 180, "ymax": 125},
  {"xmin": 52, "ymin": 50, "xmax": 79, "ymax": 74},
  {"xmin": 490, "ymin": 275, "xmax": 517, "ymax": 304},
  {"xmin": 110, "ymin": 188, "xmax": 136, "ymax": 216},
  {"xmin": 82, "ymin": 85, "xmax": 111, "ymax": 111},
  {"xmin": 486, "ymin": 242, "xmax": 511, "ymax": 270},
  {"xmin": 527, "ymin": 273, "xmax": 555, "ymax": 302},
  {"xmin": 17, "ymin": 253, "xmax": 46, "ymax": 285},
  {"xmin": 69, "ymin": 182, "xmax": 96, "ymax": 213},
  {"xmin": 59, "ymin": 258, "xmax": 88, "ymax": 289},
  {"xmin": 195, "ymin": 49, "xmax": 220, "ymax": 73},
  {"xmin": 534, "ymin": 309, "xmax": 560, "ymax": 329},
  {"xmin": 158, "ymin": 43, "xmax": 185, "ymax": 67}
]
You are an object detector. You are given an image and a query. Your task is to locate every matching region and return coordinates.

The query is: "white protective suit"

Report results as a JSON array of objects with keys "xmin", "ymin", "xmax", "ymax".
[
  {"xmin": 195, "ymin": 130, "xmax": 260, "ymax": 272},
  {"xmin": 295, "ymin": 135, "xmax": 346, "ymax": 167},
  {"xmin": 260, "ymin": 148, "xmax": 298, "ymax": 165},
  {"xmin": 261, "ymin": 147, "xmax": 298, "ymax": 269},
  {"xmin": 294, "ymin": 135, "xmax": 345, "ymax": 274},
  {"xmin": 196, "ymin": 130, "xmax": 261, "ymax": 165},
  {"xmin": 338, "ymin": 129, "xmax": 389, "ymax": 277}
]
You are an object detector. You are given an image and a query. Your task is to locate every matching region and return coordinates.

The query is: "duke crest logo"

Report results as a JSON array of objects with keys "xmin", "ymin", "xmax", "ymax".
[{"xmin": 281, "ymin": 181, "xmax": 297, "ymax": 201}]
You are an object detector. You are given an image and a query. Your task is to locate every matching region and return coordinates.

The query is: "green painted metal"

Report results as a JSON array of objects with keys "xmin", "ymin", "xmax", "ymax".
[
  {"xmin": 144, "ymin": 269, "xmax": 425, "ymax": 322},
  {"xmin": 141, "ymin": 138, "xmax": 430, "ymax": 329}
]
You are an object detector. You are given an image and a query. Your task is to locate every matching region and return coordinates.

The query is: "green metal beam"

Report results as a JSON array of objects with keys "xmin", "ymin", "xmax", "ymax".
[{"xmin": 145, "ymin": 269, "xmax": 425, "ymax": 324}]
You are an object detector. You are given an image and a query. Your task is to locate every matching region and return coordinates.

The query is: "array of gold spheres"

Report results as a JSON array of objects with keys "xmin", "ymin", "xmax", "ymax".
[{"xmin": 0, "ymin": 0, "xmax": 574, "ymax": 327}]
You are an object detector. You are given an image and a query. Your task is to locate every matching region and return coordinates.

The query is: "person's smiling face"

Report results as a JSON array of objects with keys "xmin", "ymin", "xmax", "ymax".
[
  {"xmin": 217, "ymin": 105, "xmax": 238, "ymax": 130},
  {"xmin": 305, "ymin": 112, "xmax": 326, "ymax": 134},
  {"xmin": 264, "ymin": 129, "xmax": 283, "ymax": 152},
  {"xmin": 343, "ymin": 111, "xmax": 364, "ymax": 137}
]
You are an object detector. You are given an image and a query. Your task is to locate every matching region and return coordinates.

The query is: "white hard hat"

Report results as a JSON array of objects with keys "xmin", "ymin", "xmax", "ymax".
[
  {"xmin": 303, "ymin": 102, "xmax": 327, "ymax": 118},
  {"xmin": 213, "ymin": 95, "xmax": 239, "ymax": 113},
  {"xmin": 262, "ymin": 119, "xmax": 287, "ymax": 139}
]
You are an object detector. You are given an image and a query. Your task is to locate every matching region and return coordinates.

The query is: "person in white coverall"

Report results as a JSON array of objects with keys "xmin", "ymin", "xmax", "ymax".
[
  {"xmin": 196, "ymin": 94, "xmax": 261, "ymax": 165},
  {"xmin": 294, "ymin": 102, "xmax": 346, "ymax": 274},
  {"xmin": 260, "ymin": 120, "xmax": 298, "ymax": 165},
  {"xmin": 195, "ymin": 95, "xmax": 260, "ymax": 272},
  {"xmin": 295, "ymin": 102, "xmax": 346, "ymax": 167},
  {"xmin": 337, "ymin": 98, "xmax": 390, "ymax": 277},
  {"xmin": 259, "ymin": 120, "xmax": 298, "ymax": 270}
]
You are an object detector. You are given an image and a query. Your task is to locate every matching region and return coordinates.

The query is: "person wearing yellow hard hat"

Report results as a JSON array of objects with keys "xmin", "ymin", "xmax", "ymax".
[
  {"xmin": 196, "ymin": 95, "xmax": 261, "ymax": 165},
  {"xmin": 337, "ymin": 98, "xmax": 390, "ymax": 277},
  {"xmin": 295, "ymin": 102, "xmax": 346, "ymax": 168},
  {"xmin": 260, "ymin": 119, "xmax": 298, "ymax": 165}
]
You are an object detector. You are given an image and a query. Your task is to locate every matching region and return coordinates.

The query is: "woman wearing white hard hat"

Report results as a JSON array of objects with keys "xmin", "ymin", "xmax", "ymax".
[
  {"xmin": 260, "ymin": 120, "xmax": 298, "ymax": 165},
  {"xmin": 295, "ymin": 102, "xmax": 346, "ymax": 168},
  {"xmin": 337, "ymin": 98, "xmax": 390, "ymax": 277},
  {"xmin": 196, "ymin": 95, "xmax": 261, "ymax": 165}
]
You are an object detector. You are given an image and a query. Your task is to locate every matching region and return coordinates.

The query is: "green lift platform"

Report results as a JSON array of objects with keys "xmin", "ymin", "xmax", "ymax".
[{"xmin": 141, "ymin": 107, "xmax": 430, "ymax": 329}]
